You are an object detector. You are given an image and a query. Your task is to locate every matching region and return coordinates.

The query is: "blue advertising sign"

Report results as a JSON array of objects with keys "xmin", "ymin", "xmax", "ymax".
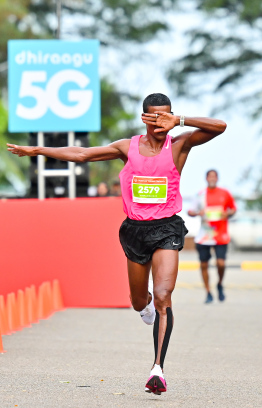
[{"xmin": 8, "ymin": 40, "xmax": 100, "ymax": 132}]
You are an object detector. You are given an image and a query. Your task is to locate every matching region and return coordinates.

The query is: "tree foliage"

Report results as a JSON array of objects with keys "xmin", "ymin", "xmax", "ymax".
[
  {"xmin": 0, "ymin": 0, "xmax": 177, "ymax": 67},
  {"xmin": 1, "ymin": 0, "xmax": 175, "ymax": 193},
  {"xmin": 198, "ymin": 0, "xmax": 262, "ymax": 24},
  {"xmin": 167, "ymin": 0, "xmax": 262, "ymax": 201},
  {"xmin": 74, "ymin": 0, "xmax": 176, "ymax": 45},
  {"xmin": 27, "ymin": 0, "xmax": 177, "ymax": 45},
  {"xmin": 167, "ymin": 0, "xmax": 262, "ymax": 119},
  {"xmin": 88, "ymin": 78, "xmax": 140, "ymax": 185}
]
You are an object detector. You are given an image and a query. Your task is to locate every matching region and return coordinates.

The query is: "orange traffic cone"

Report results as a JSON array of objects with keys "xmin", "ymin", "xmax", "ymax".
[
  {"xmin": 37, "ymin": 283, "xmax": 44, "ymax": 320},
  {"xmin": 7, "ymin": 292, "xmax": 21, "ymax": 332},
  {"xmin": 30, "ymin": 285, "xmax": 38, "ymax": 324},
  {"xmin": 0, "ymin": 331, "xmax": 6, "ymax": 354},
  {"xmin": 17, "ymin": 290, "xmax": 30, "ymax": 328},
  {"xmin": 0, "ymin": 295, "xmax": 10, "ymax": 335},
  {"xmin": 52, "ymin": 280, "xmax": 64, "ymax": 311},
  {"xmin": 25, "ymin": 287, "xmax": 33, "ymax": 325},
  {"xmin": 45, "ymin": 281, "xmax": 53, "ymax": 317},
  {"xmin": 38, "ymin": 283, "xmax": 48, "ymax": 320}
]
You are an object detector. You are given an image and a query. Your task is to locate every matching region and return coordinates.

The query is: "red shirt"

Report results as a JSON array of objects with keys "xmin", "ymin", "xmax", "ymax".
[
  {"xmin": 191, "ymin": 187, "xmax": 237, "ymax": 245},
  {"xmin": 205, "ymin": 187, "xmax": 237, "ymax": 244}
]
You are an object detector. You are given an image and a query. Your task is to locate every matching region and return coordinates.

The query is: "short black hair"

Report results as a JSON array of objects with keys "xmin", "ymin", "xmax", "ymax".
[
  {"xmin": 206, "ymin": 169, "xmax": 218, "ymax": 177},
  {"xmin": 143, "ymin": 93, "xmax": 171, "ymax": 113}
]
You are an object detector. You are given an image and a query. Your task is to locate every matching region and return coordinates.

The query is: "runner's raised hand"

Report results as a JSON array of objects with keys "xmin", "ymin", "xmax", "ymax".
[
  {"xmin": 6, "ymin": 143, "xmax": 37, "ymax": 157},
  {"xmin": 141, "ymin": 112, "xmax": 179, "ymax": 133}
]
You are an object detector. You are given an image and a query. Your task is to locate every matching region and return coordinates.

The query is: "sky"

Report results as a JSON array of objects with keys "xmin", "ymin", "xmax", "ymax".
[{"xmin": 64, "ymin": 5, "xmax": 260, "ymax": 199}]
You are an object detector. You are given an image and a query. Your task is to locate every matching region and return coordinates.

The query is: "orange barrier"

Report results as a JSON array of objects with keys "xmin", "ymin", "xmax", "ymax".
[
  {"xmin": 38, "ymin": 280, "xmax": 64, "ymax": 319},
  {"xmin": 25, "ymin": 287, "xmax": 33, "ymax": 325},
  {"xmin": 17, "ymin": 290, "xmax": 30, "ymax": 328},
  {"xmin": 53, "ymin": 280, "xmax": 64, "ymax": 311},
  {"xmin": 0, "ymin": 198, "xmax": 130, "ymax": 307},
  {"xmin": 4, "ymin": 280, "xmax": 63, "ymax": 324},
  {"xmin": 30, "ymin": 285, "xmax": 38, "ymax": 324},
  {"xmin": 45, "ymin": 281, "xmax": 53, "ymax": 318},
  {"xmin": 0, "ymin": 332, "xmax": 6, "ymax": 354},
  {"xmin": 0, "ymin": 279, "xmax": 64, "ymax": 353},
  {"xmin": 0, "ymin": 295, "xmax": 10, "ymax": 335},
  {"xmin": 38, "ymin": 282, "xmax": 48, "ymax": 320},
  {"xmin": 6, "ymin": 293, "xmax": 20, "ymax": 333}
]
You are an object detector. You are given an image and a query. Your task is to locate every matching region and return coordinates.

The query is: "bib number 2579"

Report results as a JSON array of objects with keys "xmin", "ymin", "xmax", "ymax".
[{"xmin": 132, "ymin": 176, "xmax": 168, "ymax": 204}]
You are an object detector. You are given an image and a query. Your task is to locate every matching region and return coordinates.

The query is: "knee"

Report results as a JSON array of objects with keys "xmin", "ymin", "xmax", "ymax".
[
  {"xmin": 201, "ymin": 261, "xmax": 209, "ymax": 269},
  {"xmin": 217, "ymin": 259, "xmax": 225, "ymax": 267},
  {"xmin": 154, "ymin": 288, "xmax": 172, "ymax": 313}
]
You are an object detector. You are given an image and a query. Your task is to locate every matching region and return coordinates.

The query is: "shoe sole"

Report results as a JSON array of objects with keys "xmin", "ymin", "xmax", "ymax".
[{"xmin": 145, "ymin": 375, "xmax": 167, "ymax": 395}]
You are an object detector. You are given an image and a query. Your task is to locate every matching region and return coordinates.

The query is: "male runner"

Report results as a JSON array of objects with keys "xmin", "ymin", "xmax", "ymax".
[
  {"xmin": 188, "ymin": 170, "xmax": 236, "ymax": 303},
  {"xmin": 7, "ymin": 93, "xmax": 227, "ymax": 395}
]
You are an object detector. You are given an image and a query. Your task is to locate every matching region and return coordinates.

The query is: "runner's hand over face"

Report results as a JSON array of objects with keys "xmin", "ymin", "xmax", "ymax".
[
  {"xmin": 7, "ymin": 144, "xmax": 37, "ymax": 157},
  {"xmin": 141, "ymin": 112, "xmax": 179, "ymax": 133}
]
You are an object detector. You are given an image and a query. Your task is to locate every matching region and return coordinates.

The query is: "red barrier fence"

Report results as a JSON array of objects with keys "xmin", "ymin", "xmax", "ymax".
[{"xmin": 0, "ymin": 198, "xmax": 130, "ymax": 308}]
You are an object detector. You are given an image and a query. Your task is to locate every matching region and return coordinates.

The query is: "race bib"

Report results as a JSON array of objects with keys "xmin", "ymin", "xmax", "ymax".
[
  {"xmin": 205, "ymin": 206, "xmax": 224, "ymax": 221},
  {"xmin": 132, "ymin": 176, "xmax": 168, "ymax": 204}
]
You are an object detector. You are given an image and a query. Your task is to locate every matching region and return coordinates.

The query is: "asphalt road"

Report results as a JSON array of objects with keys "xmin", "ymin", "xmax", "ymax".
[{"xmin": 1, "ymin": 259, "xmax": 262, "ymax": 408}]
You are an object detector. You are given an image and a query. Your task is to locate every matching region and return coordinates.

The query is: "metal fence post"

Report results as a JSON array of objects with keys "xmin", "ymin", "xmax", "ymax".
[
  {"xmin": 37, "ymin": 131, "xmax": 76, "ymax": 200},
  {"xmin": 37, "ymin": 132, "xmax": 45, "ymax": 200},
  {"xmin": 68, "ymin": 131, "xmax": 76, "ymax": 199}
]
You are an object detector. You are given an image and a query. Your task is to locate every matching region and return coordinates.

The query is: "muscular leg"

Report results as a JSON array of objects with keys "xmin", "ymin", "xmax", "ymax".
[
  {"xmin": 217, "ymin": 258, "xmax": 225, "ymax": 284},
  {"xmin": 200, "ymin": 261, "xmax": 210, "ymax": 293},
  {"xmin": 127, "ymin": 259, "xmax": 152, "ymax": 312},
  {"xmin": 151, "ymin": 249, "xmax": 178, "ymax": 368},
  {"xmin": 216, "ymin": 258, "xmax": 226, "ymax": 301}
]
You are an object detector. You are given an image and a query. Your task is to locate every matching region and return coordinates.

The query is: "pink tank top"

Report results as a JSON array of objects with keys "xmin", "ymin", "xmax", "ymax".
[{"xmin": 119, "ymin": 135, "xmax": 182, "ymax": 220}]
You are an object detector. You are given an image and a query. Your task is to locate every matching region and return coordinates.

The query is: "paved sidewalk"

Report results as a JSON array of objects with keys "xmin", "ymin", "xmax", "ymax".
[{"xmin": 1, "ymin": 267, "xmax": 262, "ymax": 408}]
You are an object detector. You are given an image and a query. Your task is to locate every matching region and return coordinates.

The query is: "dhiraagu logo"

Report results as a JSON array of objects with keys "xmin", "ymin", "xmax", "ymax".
[{"xmin": 8, "ymin": 40, "xmax": 100, "ymax": 132}]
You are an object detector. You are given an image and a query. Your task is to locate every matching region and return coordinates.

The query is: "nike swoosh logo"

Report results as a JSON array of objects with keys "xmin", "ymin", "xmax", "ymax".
[
  {"xmin": 165, "ymin": 138, "xmax": 169, "ymax": 149},
  {"xmin": 173, "ymin": 242, "xmax": 181, "ymax": 246}
]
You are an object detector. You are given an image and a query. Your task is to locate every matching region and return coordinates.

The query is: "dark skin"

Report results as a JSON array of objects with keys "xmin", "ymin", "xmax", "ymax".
[
  {"xmin": 188, "ymin": 171, "xmax": 236, "ymax": 295},
  {"xmin": 7, "ymin": 106, "xmax": 227, "ymax": 367}
]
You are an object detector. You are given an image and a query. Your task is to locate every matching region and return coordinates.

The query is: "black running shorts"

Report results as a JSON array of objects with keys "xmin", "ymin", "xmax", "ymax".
[
  {"xmin": 196, "ymin": 243, "xmax": 228, "ymax": 262},
  {"xmin": 119, "ymin": 214, "xmax": 188, "ymax": 265}
]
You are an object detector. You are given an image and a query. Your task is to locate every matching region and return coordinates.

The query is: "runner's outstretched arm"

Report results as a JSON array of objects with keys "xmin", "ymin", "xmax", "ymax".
[
  {"xmin": 6, "ymin": 139, "xmax": 129, "ymax": 162},
  {"xmin": 141, "ymin": 113, "xmax": 227, "ymax": 147}
]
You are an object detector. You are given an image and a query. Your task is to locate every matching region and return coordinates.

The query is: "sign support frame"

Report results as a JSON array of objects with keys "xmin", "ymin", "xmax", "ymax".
[{"xmin": 37, "ymin": 131, "xmax": 76, "ymax": 200}]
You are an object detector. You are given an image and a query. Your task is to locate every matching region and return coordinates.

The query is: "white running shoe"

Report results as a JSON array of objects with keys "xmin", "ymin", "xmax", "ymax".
[
  {"xmin": 145, "ymin": 364, "xmax": 167, "ymax": 394},
  {"xmin": 139, "ymin": 280, "xmax": 155, "ymax": 325}
]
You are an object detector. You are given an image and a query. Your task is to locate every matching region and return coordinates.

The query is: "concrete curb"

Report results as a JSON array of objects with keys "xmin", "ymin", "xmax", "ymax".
[
  {"xmin": 241, "ymin": 261, "xmax": 262, "ymax": 270},
  {"xmin": 179, "ymin": 261, "xmax": 262, "ymax": 271}
]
